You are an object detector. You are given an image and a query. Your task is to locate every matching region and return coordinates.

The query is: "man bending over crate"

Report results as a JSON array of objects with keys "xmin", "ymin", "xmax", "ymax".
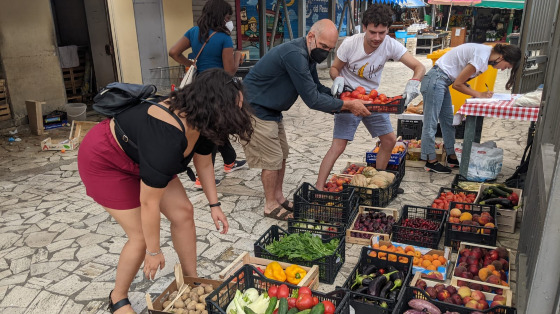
[{"xmin": 316, "ymin": 4, "xmax": 425, "ymax": 191}]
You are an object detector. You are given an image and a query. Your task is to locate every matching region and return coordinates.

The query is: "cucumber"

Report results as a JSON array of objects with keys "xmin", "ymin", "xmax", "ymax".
[
  {"xmin": 278, "ymin": 298, "xmax": 289, "ymax": 314},
  {"xmin": 489, "ymin": 186, "xmax": 509, "ymax": 197},
  {"xmin": 265, "ymin": 297, "xmax": 278, "ymax": 314},
  {"xmin": 287, "ymin": 308, "xmax": 299, "ymax": 314},
  {"xmin": 496, "ymin": 185, "xmax": 513, "ymax": 194},
  {"xmin": 295, "ymin": 310, "xmax": 311, "ymax": 314},
  {"xmin": 244, "ymin": 306, "xmax": 258, "ymax": 314},
  {"xmin": 309, "ymin": 303, "xmax": 325, "ymax": 314}
]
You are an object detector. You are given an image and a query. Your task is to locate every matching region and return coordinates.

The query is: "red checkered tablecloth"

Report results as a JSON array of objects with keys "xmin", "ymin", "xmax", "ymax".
[{"xmin": 457, "ymin": 98, "xmax": 540, "ymax": 122}]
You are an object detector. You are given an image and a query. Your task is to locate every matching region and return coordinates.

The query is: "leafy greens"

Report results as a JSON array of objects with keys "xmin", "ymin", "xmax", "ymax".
[{"xmin": 265, "ymin": 232, "xmax": 339, "ymax": 261}]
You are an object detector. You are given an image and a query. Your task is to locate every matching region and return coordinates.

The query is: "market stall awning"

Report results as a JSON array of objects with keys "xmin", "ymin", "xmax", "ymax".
[
  {"xmin": 474, "ymin": 0, "xmax": 524, "ymax": 9},
  {"xmin": 428, "ymin": 0, "xmax": 481, "ymax": 5},
  {"xmin": 399, "ymin": 0, "xmax": 428, "ymax": 7}
]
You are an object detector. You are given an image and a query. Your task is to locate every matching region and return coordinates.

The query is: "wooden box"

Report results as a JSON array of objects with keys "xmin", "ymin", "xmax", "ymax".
[
  {"xmin": 346, "ymin": 206, "xmax": 400, "ymax": 245},
  {"xmin": 410, "ymin": 272, "xmax": 513, "ymax": 307},
  {"xmin": 0, "ymin": 81, "xmax": 11, "ymax": 121},
  {"xmin": 147, "ymin": 264, "xmax": 226, "ymax": 314},
  {"xmin": 41, "ymin": 121, "xmax": 98, "ymax": 151},
  {"xmin": 218, "ymin": 251, "xmax": 319, "ymax": 289},
  {"xmin": 476, "ymin": 184, "xmax": 523, "ymax": 234},
  {"xmin": 450, "ymin": 242, "xmax": 512, "ymax": 291}
]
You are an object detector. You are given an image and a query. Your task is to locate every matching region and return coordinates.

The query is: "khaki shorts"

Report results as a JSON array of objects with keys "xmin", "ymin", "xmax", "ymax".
[{"xmin": 243, "ymin": 115, "xmax": 289, "ymax": 170}]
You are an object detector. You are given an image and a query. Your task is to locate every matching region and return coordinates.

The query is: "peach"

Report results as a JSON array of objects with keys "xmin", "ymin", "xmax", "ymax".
[
  {"xmin": 486, "ymin": 275, "xmax": 501, "ymax": 285},
  {"xmin": 457, "ymin": 286, "xmax": 472, "ymax": 299},
  {"xmin": 491, "ymin": 300, "xmax": 505, "ymax": 307},
  {"xmin": 493, "ymin": 295, "xmax": 507, "ymax": 302},
  {"xmin": 465, "ymin": 300, "xmax": 479, "ymax": 309},
  {"xmin": 478, "ymin": 300, "xmax": 490, "ymax": 310},
  {"xmin": 471, "ymin": 290, "xmax": 485, "ymax": 301},
  {"xmin": 450, "ymin": 208, "xmax": 462, "ymax": 218},
  {"xmin": 478, "ymin": 268, "xmax": 491, "ymax": 282}
]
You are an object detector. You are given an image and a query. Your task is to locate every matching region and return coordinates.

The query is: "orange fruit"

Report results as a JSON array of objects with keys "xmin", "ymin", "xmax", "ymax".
[
  {"xmin": 388, "ymin": 254, "xmax": 397, "ymax": 262},
  {"xmin": 438, "ymin": 256, "xmax": 447, "ymax": 264},
  {"xmin": 432, "ymin": 260, "xmax": 442, "ymax": 267},
  {"xmin": 427, "ymin": 265, "xmax": 437, "ymax": 271},
  {"xmin": 406, "ymin": 251, "xmax": 415, "ymax": 256},
  {"xmin": 405, "ymin": 245, "xmax": 415, "ymax": 252},
  {"xmin": 378, "ymin": 252, "xmax": 387, "ymax": 259},
  {"xmin": 372, "ymin": 243, "xmax": 380, "ymax": 249},
  {"xmin": 369, "ymin": 251, "xmax": 377, "ymax": 258},
  {"xmin": 399, "ymin": 257, "xmax": 409, "ymax": 264},
  {"xmin": 414, "ymin": 251, "xmax": 422, "ymax": 258},
  {"xmin": 424, "ymin": 255, "xmax": 434, "ymax": 262},
  {"xmin": 413, "ymin": 257, "xmax": 420, "ymax": 265},
  {"xmin": 487, "ymin": 265, "xmax": 496, "ymax": 272},
  {"xmin": 422, "ymin": 260, "xmax": 432, "ymax": 268},
  {"xmin": 432, "ymin": 254, "xmax": 440, "ymax": 260},
  {"xmin": 380, "ymin": 245, "xmax": 388, "ymax": 250}
]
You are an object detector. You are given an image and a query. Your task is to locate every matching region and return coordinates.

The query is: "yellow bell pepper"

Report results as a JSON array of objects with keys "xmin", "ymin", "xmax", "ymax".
[
  {"xmin": 285, "ymin": 264, "xmax": 307, "ymax": 285},
  {"xmin": 264, "ymin": 262, "xmax": 287, "ymax": 282}
]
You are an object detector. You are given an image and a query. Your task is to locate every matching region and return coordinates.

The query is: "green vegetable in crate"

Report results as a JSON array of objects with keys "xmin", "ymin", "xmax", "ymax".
[
  {"xmin": 265, "ymin": 232, "xmax": 340, "ymax": 261},
  {"xmin": 350, "ymin": 174, "xmax": 368, "ymax": 187},
  {"xmin": 309, "ymin": 303, "xmax": 325, "ymax": 314},
  {"xmin": 362, "ymin": 167, "xmax": 378, "ymax": 177},
  {"xmin": 225, "ymin": 289, "xmax": 270, "ymax": 314}
]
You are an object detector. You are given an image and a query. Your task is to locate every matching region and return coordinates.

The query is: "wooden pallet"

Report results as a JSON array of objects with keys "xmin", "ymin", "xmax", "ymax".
[
  {"xmin": 62, "ymin": 48, "xmax": 86, "ymax": 102},
  {"xmin": 0, "ymin": 80, "xmax": 11, "ymax": 121}
]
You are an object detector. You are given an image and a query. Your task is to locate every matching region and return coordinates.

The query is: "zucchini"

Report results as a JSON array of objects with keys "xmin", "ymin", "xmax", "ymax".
[
  {"xmin": 244, "ymin": 306, "xmax": 258, "ymax": 314},
  {"xmin": 309, "ymin": 303, "xmax": 325, "ymax": 314},
  {"xmin": 265, "ymin": 297, "xmax": 278, "ymax": 314},
  {"xmin": 496, "ymin": 185, "xmax": 513, "ymax": 194},
  {"xmin": 278, "ymin": 298, "xmax": 289, "ymax": 314},
  {"xmin": 480, "ymin": 197, "xmax": 513, "ymax": 208},
  {"xmin": 295, "ymin": 310, "xmax": 311, "ymax": 314},
  {"xmin": 489, "ymin": 186, "xmax": 509, "ymax": 197}
]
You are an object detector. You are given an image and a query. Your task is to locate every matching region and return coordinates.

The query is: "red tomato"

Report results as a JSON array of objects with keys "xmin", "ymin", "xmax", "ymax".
[
  {"xmin": 273, "ymin": 309, "xmax": 278, "ymax": 314},
  {"xmin": 288, "ymin": 297, "xmax": 297, "ymax": 309},
  {"xmin": 340, "ymin": 91, "xmax": 351, "ymax": 98},
  {"xmin": 369, "ymin": 89, "xmax": 378, "ymax": 98},
  {"xmin": 277, "ymin": 284, "xmax": 290, "ymax": 299},
  {"xmin": 379, "ymin": 94, "xmax": 388, "ymax": 102},
  {"xmin": 298, "ymin": 287, "xmax": 312, "ymax": 296},
  {"xmin": 350, "ymin": 90, "xmax": 362, "ymax": 98},
  {"xmin": 393, "ymin": 95, "xmax": 403, "ymax": 99},
  {"xmin": 312, "ymin": 297, "xmax": 319, "ymax": 306},
  {"xmin": 268, "ymin": 285, "xmax": 278, "ymax": 298},
  {"xmin": 340, "ymin": 96, "xmax": 352, "ymax": 101},
  {"xmin": 296, "ymin": 294, "xmax": 314, "ymax": 311},
  {"xmin": 355, "ymin": 86, "xmax": 366, "ymax": 95},
  {"xmin": 361, "ymin": 95, "xmax": 371, "ymax": 101},
  {"xmin": 322, "ymin": 300, "xmax": 336, "ymax": 314},
  {"xmin": 373, "ymin": 99, "xmax": 382, "ymax": 104}
]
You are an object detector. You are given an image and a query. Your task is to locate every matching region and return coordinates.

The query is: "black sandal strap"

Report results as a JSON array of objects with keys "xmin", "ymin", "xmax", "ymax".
[{"xmin": 110, "ymin": 298, "xmax": 131, "ymax": 313}]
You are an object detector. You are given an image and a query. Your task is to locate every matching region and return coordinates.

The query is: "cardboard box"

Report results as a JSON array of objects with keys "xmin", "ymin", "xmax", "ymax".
[
  {"xmin": 218, "ymin": 251, "xmax": 320, "ymax": 289},
  {"xmin": 410, "ymin": 272, "xmax": 513, "ymax": 307},
  {"xmin": 41, "ymin": 121, "xmax": 98, "ymax": 151},
  {"xmin": 372, "ymin": 238, "xmax": 452, "ymax": 281},
  {"xmin": 147, "ymin": 264, "xmax": 226, "ymax": 314},
  {"xmin": 450, "ymin": 242, "xmax": 512, "ymax": 291},
  {"xmin": 475, "ymin": 184, "xmax": 523, "ymax": 234},
  {"xmin": 346, "ymin": 206, "xmax": 400, "ymax": 245}
]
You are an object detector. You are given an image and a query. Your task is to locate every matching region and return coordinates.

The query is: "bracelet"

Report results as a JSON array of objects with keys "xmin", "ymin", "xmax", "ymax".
[
  {"xmin": 209, "ymin": 202, "xmax": 221, "ymax": 208},
  {"xmin": 145, "ymin": 249, "xmax": 162, "ymax": 256}
]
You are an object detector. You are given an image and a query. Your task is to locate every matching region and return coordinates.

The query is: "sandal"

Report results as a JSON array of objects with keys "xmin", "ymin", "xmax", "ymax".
[
  {"xmin": 108, "ymin": 290, "xmax": 135, "ymax": 314},
  {"xmin": 264, "ymin": 206, "xmax": 292, "ymax": 221},
  {"xmin": 280, "ymin": 200, "xmax": 294, "ymax": 212}
]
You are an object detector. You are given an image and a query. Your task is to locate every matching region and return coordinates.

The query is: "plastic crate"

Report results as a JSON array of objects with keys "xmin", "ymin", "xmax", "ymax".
[
  {"xmin": 234, "ymin": 60, "xmax": 257, "ymax": 79},
  {"xmin": 287, "ymin": 218, "xmax": 348, "ymax": 239},
  {"xmin": 341, "ymin": 247, "xmax": 413, "ymax": 314},
  {"xmin": 451, "ymin": 174, "xmax": 486, "ymax": 192},
  {"xmin": 397, "ymin": 119, "xmax": 423, "ymax": 140},
  {"xmin": 391, "ymin": 205, "xmax": 447, "ymax": 249},
  {"xmin": 253, "ymin": 225, "xmax": 345, "ymax": 284},
  {"xmin": 365, "ymin": 142, "xmax": 407, "ymax": 165},
  {"xmin": 431, "ymin": 187, "xmax": 479, "ymax": 210},
  {"xmin": 344, "ymin": 170, "xmax": 401, "ymax": 207},
  {"xmin": 363, "ymin": 97, "xmax": 405, "ymax": 114},
  {"xmin": 293, "ymin": 183, "xmax": 360, "ymax": 226},
  {"xmin": 445, "ymin": 202, "xmax": 498, "ymax": 251},
  {"xmin": 206, "ymin": 265, "xmax": 350, "ymax": 314},
  {"xmin": 396, "ymin": 286, "xmax": 517, "ymax": 314}
]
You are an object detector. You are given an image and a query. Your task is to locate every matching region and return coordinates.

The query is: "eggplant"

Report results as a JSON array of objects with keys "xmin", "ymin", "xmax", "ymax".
[
  {"xmin": 362, "ymin": 264, "xmax": 378, "ymax": 276},
  {"xmin": 368, "ymin": 275, "xmax": 387, "ymax": 296},
  {"xmin": 355, "ymin": 286, "xmax": 368, "ymax": 294},
  {"xmin": 480, "ymin": 197, "xmax": 513, "ymax": 208},
  {"xmin": 388, "ymin": 289, "xmax": 399, "ymax": 300},
  {"xmin": 380, "ymin": 281, "xmax": 394, "ymax": 298},
  {"xmin": 361, "ymin": 277, "xmax": 373, "ymax": 287}
]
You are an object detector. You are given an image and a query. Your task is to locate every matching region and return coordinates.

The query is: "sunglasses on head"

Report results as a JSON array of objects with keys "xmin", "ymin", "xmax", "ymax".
[{"xmin": 226, "ymin": 76, "xmax": 242, "ymax": 90}]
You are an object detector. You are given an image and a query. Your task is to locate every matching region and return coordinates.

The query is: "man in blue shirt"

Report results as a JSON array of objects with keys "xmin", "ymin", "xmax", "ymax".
[{"xmin": 243, "ymin": 19, "xmax": 371, "ymax": 220}]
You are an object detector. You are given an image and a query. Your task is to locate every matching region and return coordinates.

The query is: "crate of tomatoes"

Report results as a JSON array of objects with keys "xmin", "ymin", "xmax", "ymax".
[
  {"xmin": 339, "ymin": 86, "xmax": 405, "ymax": 114},
  {"xmin": 430, "ymin": 188, "xmax": 478, "ymax": 211}
]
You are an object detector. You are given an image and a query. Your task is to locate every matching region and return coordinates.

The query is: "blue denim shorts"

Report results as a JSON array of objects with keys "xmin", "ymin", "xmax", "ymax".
[{"xmin": 333, "ymin": 112, "xmax": 393, "ymax": 141}]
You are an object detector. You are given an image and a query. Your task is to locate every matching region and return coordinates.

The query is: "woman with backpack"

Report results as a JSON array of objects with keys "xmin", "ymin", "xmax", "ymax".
[
  {"xmin": 169, "ymin": 0, "xmax": 247, "ymax": 189},
  {"xmin": 78, "ymin": 69, "xmax": 253, "ymax": 314}
]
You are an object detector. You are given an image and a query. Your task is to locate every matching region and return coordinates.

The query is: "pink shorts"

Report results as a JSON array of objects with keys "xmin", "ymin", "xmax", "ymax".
[{"xmin": 78, "ymin": 119, "xmax": 141, "ymax": 210}]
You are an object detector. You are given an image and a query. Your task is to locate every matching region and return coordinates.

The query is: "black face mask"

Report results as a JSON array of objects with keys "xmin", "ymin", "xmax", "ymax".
[{"xmin": 310, "ymin": 38, "xmax": 330, "ymax": 63}]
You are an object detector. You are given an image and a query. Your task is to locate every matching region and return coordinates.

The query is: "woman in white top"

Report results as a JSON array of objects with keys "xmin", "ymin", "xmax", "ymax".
[{"xmin": 420, "ymin": 43, "xmax": 521, "ymax": 173}]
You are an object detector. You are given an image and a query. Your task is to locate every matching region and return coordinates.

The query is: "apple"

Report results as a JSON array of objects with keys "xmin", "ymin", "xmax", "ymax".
[
  {"xmin": 460, "ymin": 248, "xmax": 471, "ymax": 257},
  {"xmin": 465, "ymin": 300, "xmax": 479, "ymax": 309},
  {"xmin": 467, "ymin": 256, "xmax": 479, "ymax": 265},
  {"xmin": 491, "ymin": 300, "xmax": 505, "ymax": 307},
  {"xmin": 457, "ymin": 286, "xmax": 472, "ymax": 299},
  {"xmin": 434, "ymin": 283, "xmax": 445, "ymax": 293},
  {"xmin": 488, "ymin": 250, "xmax": 499, "ymax": 261},
  {"xmin": 471, "ymin": 290, "xmax": 485, "ymax": 301},
  {"xmin": 468, "ymin": 264, "xmax": 480, "ymax": 275},
  {"xmin": 437, "ymin": 290, "xmax": 450, "ymax": 301},
  {"xmin": 446, "ymin": 285, "xmax": 457, "ymax": 295},
  {"xmin": 415, "ymin": 279, "xmax": 427, "ymax": 290},
  {"xmin": 443, "ymin": 297, "xmax": 454, "ymax": 304},
  {"xmin": 477, "ymin": 300, "xmax": 490, "ymax": 310},
  {"xmin": 470, "ymin": 250, "xmax": 482, "ymax": 260},
  {"xmin": 451, "ymin": 294, "xmax": 463, "ymax": 305},
  {"xmin": 425, "ymin": 287, "xmax": 437, "ymax": 299},
  {"xmin": 463, "ymin": 296, "xmax": 473, "ymax": 304}
]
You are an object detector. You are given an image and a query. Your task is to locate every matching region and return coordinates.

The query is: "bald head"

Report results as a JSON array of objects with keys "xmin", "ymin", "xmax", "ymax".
[{"xmin": 306, "ymin": 19, "xmax": 338, "ymax": 57}]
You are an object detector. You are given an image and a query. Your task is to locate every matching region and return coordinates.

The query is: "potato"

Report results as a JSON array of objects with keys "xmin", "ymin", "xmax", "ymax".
[
  {"xmin": 182, "ymin": 297, "xmax": 191, "ymax": 304},
  {"xmin": 189, "ymin": 291, "xmax": 199, "ymax": 301},
  {"xmin": 199, "ymin": 294, "xmax": 209, "ymax": 303},
  {"xmin": 182, "ymin": 287, "xmax": 191, "ymax": 295},
  {"xmin": 194, "ymin": 286, "xmax": 205, "ymax": 296},
  {"xmin": 195, "ymin": 303, "xmax": 206, "ymax": 311},
  {"xmin": 163, "ymin": 300, "xmax": 172, "ymax": 309},
  {"xmin": 174, "ymin": 300, "xmax": 185, "ymax": 308},
  {"xmin": 204, "ymin": 285, "xmax": 214, "ymax": 294},
  {"xmin": 186, "ymin": 300, "xmax": 198, "ymax": 310},
  {"xmin": 195, "ymin": 311, "xmax": 201, "ymax": 314},
  {"xmin": 169, "ymin": 291, "xmax": 179, "ymax": 300},
  {"xmin": 175, "ymin": 309, "xmax": 185, "ymax": 314},
  {"xmin": 188, "ymin": 310, "xmax": 196, "ymax": 314},
  {"xmin": 201, "ymin": 311, "xmax": 208, "ymax": 314},
  {"xmin": 181, "ymin": 293, "xmax": 190, "ymax": 301}
]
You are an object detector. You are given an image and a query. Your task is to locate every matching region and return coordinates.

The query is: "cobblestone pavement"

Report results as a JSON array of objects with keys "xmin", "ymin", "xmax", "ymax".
[{"xmin": 0, "ymin": 56, "xmax": 528, "ymax": 313}]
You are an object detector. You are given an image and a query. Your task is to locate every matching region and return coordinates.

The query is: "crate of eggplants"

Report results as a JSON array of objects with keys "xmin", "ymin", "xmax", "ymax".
[{"xmin": 341, "ymin": 247, "xmax": 412, "ymax": 313}]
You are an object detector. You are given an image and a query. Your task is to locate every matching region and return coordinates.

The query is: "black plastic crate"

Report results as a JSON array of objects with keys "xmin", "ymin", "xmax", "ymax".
[
  {"xmin": 254, "ymin": 225, "xmax": 345, "ymax": 284},
  {"xmin": 206, "ymin": 265, "xmax": 350, "ymax": 314},
  {"xmin": 364, "ymin": 97, "xmax": 405, "ymax": 114},
  {"xmin": 287, "ymin": 218, "xmax": 348, "ymax": 239},
  {"xmin": 395, "ymin": 286, "xmax": 517, "ymax": 314},
  {"xmin": 344, "ymin": 170, "xmax": 401, "ymax": 207},
  {"xmin": 445, "ymin": 202, "xmax": 498, "ymax": 250},
  {"xmin": 451, "ymin": 174, "xmax": 487, "ymax": 192},
  {"xmin": 431, "ymin": 187, "xmax": 479, "ymax": 210},
  {"xmin": 397, "ymin": 119, "xmax": 423, "ymax": 140},
  {"xmin": 293, "ymin": 183, "xmax": 360, "ymax": 226},
  {"xmin": 367, "ymin": 156, "xmax": 406, "ymax": 182},
  {"xmin": 341, "ymin": 247, "xmax": 413, "ymax": 314},
  {"xmin": 391, "ymin": 205, "xmax": 447, "ymax": 249},
  {"xmin": 234, "ymin": 60, "xmax": 257, "ymax": 79}
]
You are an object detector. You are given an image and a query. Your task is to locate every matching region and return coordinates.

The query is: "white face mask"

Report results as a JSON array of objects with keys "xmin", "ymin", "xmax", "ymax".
[{"xmin": 225, "ymin": 21, "xmax": 234, "ymax": 32}]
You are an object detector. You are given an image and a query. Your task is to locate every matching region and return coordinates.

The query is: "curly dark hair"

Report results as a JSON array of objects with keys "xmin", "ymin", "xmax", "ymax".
[
  {"xmin": 197, "ymin": 0, "xmax": 233, "ymax": 42},
  {"xmin": 166, "ymin": 69, "xmax": 253, "ymax": 146},
  {"xmin": 362, "ymin": 4, "xmax": 393, "ymax": 28},
  {"xmin": 493, "ymin": 44, "xmax": 522, "ymax": 90}
]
